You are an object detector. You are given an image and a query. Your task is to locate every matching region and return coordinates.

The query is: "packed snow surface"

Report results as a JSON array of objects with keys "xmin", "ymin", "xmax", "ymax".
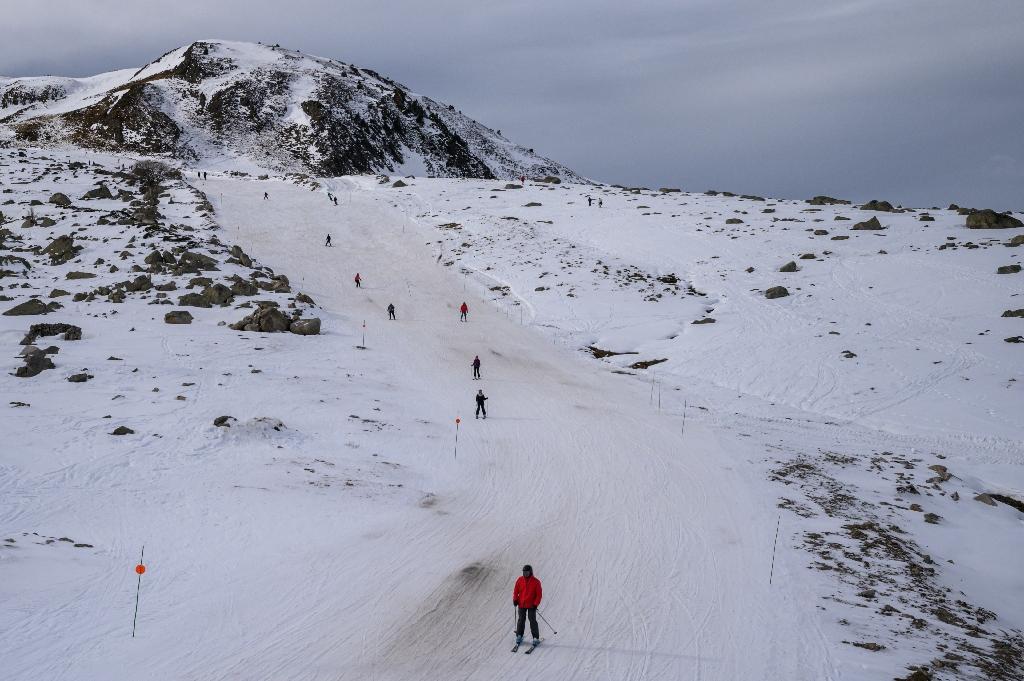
[{"xmin": 2, "ymin": 149, "xmax": 1022, "ymax": 680}]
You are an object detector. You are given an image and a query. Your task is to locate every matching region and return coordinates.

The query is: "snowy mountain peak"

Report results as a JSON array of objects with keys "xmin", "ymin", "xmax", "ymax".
[{"xmin": 0, "ymin": 40, "xmax": 582, "ymax": 181}]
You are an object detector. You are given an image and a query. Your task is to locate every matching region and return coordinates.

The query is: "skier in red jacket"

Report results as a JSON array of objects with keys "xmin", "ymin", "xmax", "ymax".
[
  {"xmin": 354, "ymin": 273, "xmax": 361, "ymax": 288},
  {"xmin": 513, "ymin": 564, "xmax": 542, "ymax": 648},
  {"xmin": 459, "ymin": 301, "xmax": 469, "ymax": 322}
]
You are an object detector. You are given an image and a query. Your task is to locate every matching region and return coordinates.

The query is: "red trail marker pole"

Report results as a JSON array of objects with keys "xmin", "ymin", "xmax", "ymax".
[
  {"xmin": 132, "ymin": 546, "xmax": 146, "ymax": 638},
  {"xmin": 356, "ymin": 320, "xmax": 367, "ymax": 349},
  {"xmin": 454, "ymin": 417, "xmax": 461, "ymax": 459}
]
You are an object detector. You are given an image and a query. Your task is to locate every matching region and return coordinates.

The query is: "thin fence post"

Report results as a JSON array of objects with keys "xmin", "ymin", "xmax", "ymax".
[{"xmin": 769, "ymin": 515, "xmax": 781, "ymax": 585}]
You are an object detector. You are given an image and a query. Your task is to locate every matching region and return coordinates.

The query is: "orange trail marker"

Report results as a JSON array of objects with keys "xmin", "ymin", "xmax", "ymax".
[
  {"xmin": 454, "ymin": 417, "xmax": 461, "ymax": 459},
  {"xmin": 132, "ymin": 546, "xmax": 145, "ymax": 638}
]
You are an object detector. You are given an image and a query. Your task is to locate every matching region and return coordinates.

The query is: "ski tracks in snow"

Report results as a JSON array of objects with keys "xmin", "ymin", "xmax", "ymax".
[{"xmin": 201, "ymin": 176, "xmax": 835, "ymax": 680}]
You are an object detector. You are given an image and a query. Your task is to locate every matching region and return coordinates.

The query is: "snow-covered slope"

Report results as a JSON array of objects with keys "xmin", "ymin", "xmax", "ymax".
[
  {"xmin": 0, "ymin": 40, "xmax": 582, "ymax": 182},
  {"xmin": 2, "ymin": 146, "xmax": 1022, "ymax": 681}
]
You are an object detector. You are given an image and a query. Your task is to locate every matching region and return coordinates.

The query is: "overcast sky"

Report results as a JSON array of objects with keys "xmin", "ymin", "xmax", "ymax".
[{"xmin": 3, "ymin": 0, "xmax": 1023, "ymax": 209}]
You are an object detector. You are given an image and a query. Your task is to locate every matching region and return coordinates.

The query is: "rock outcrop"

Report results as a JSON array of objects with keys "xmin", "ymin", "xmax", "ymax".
[
  {"xmin": 966, "ymin": 209, "xmax": 1023, "ymax": 229},
  {"xmin": 230, "ymin": 304, "xmax": 290, "ymax": 332}
]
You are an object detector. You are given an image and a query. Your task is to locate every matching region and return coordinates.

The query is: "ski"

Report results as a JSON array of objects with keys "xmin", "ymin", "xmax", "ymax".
[
  {"xmin": 524, "ymin": 643, "xmax": 539, "ymax": 654},
  {"xmin": 511, "ymin": 643, "xmax": 520, "ymax": 653}
]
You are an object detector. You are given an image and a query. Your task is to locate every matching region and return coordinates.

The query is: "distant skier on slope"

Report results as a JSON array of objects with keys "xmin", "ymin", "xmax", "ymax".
[
  {"xmin": 587, "ymin": 195, "xmax": 592, "ymax": 206},
  {"xmin": 387, "ymin": 303, "xmax": 396, "ymax": 320},
  {"xmin": 598, "ymin": 198, "xmax": 603, "ymax": 208},
  {"xmin": 333, "ymin": 196, "xmax": 338, "ymax": 206},
  {"xmin": 472, "ymin": 355, "xmax": 481, "ymax": 379},
  {"xmin": 460, "ymin": 302, "xmax": 469, "ymax": 322},
  {"xmin": 325, "ymin": 234, "xmax": 332, "ymax": 247},
  {"xmin": 513, "ymin": 565, "xmax": 542, "ymax": 650},
  {"xmin": 263, "ymin": 192, "xmax": 269, "ymax": 200},
  {"xmin": 354, "ymin": 273, "xmax": 362, "ymax": 288},
  {"xmin": 475, "ymin": 389, "xmax": 487, "ymax": 419}
]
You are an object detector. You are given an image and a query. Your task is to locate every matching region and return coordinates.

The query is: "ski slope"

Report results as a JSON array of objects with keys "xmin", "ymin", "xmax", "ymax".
[
  {"xmin": 203, "ymin": 176, "xmax": 831, "ymax": 679},
  {"xmin": 3, "ymin": 146, "xmax": 1021, "ymax": 680}
]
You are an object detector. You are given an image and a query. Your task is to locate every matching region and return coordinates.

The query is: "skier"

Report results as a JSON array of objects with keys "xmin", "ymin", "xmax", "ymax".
[
  {"xmin": 472, "ymin": 355, "xmax": 481, "ymax": 379},
  {"xmin": 598, "ymin": 197, "xmax": 603, "ymax": 208},
  {"xmin": 512, "ymin": 565, "xmax": 542, "ymax": 651},
  {"xmin": 519, "ymin": 175, "xmax": 526, "ymax": 184},
  {"xmin": 460, "ymin": 301, "xmax": 469, "ymax": 322},
  {"xmin": 387, "ymin": 303, "xmax": 396, "ymax": 320},
  {"xmin": 325, "ymin": 234, "xmax": 332, "ymax": 247},
  {"xmin": 587, "ymin": 195, "xmax": 593, "ymax": 206},
  {"xmin": 354, "ymin": 273, "xmax": 362, "ymax": 288},
  {"xmin": 263, "ymin": 192, "xmax": 269, "ymax": 200},
  {"xmin": 333, "ymin": 196, "xmax": 338, "ymax": 206},
  {"xmin": 203, "ymin": 171, "xmax": 208, "ymax": 180},
  {"xmin": 475, "ymin": 389, "xmax": 487, "ymax": 419}
]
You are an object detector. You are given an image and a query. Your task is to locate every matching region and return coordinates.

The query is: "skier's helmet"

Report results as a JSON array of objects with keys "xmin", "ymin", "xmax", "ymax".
[{"xmin": 522, "ymin": 564, "xmax": 533, "ymax": 575}]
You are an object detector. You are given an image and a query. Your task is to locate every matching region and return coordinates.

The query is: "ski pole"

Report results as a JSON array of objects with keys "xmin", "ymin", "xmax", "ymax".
[{"xmin": 537, "ymin": 610, "xmax": 558, "ymax": 635}]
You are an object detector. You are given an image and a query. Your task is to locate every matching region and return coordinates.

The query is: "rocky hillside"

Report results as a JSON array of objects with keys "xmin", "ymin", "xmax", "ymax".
[{"xmin": 0, "ymin": 41, "xmax": 582, "ymax": 182}]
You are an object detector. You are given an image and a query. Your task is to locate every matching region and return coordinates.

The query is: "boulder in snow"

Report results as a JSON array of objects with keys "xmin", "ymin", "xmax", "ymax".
[
  {"xmin": 851, "ymin": 216, "xmax": 884, "ymax": 230},
  {"xmin": 164, "ymin": 310, "xmax": 194, "ymax": 324},
  {"xmin": 289, "ymin": 318, "xmax": 321, "ymax": 335},
  {"xmin": 4, "ymin": 299, "xmax": 56, "ymax": 316},
  {"xmin": 966, "ymin": 209, "xmax": 1022, "ymax": 229},
  {"xmin": 48, "ymin": 192, "xmax": 72, "ymax": 207},
  {"xmin": 230, "ymin": 305, "xmax": 290, "ymax": 332},
  {"xmin": 860, "ymin": 199, "xmax": 894, "ymax": 212},
  {"xmin": 15, "ymin": 348, "xmax": 55, "ymax": 378},
  {"xmin": 81, "ymin": 183, "xmax": 114, "ymax": 200}
]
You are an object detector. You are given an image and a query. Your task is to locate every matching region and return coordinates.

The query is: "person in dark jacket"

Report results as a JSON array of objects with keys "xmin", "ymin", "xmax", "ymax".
[
  {"xmin": 471, "ymin": 355, "xmax": 481, "ymax": 379},
  {"xmin": 354, "ymin": 273, "xmax": 361, "ymax": 288},
  {"xmin": 325, "ymin": 234, "xmax": 332, "ymax": 247},
  {"xmin": 513, "ymin": 565, "xmax": 542, "ymax": 647},
  {"xmin": 387, "ymin": 303, "xmax": 396, "ymax": 320},
  {"xmin": 475, "ymin": 389, "xmax": 487, "ymax": 419}
]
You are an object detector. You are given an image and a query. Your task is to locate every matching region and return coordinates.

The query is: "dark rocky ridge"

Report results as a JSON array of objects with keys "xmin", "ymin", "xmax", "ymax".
[{"xmin": 2, "ymin": 40, "xmax": 583, "ymax": 182}]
